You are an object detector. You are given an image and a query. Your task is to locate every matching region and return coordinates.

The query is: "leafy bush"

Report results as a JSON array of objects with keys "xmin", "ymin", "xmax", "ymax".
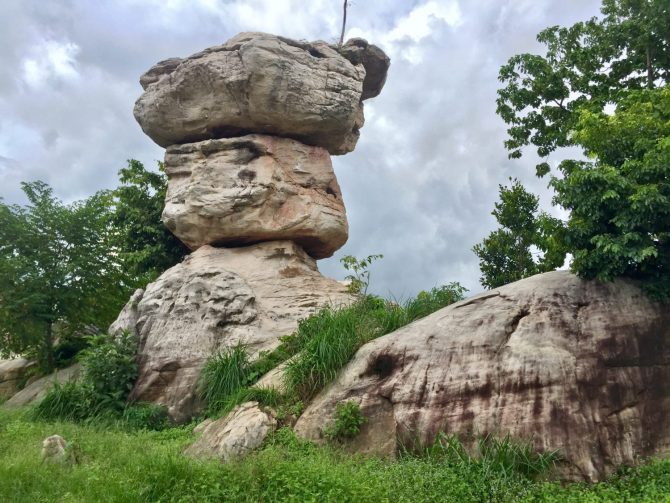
[
  {"xmin": 198, "ymin": 344, "xmax": 253, "ymax": 414},
  {"xmin": 33, "ymin": 331, "xmax": 140, "ymax": 424},
  {"xmin": 79, "ymin": 331, "xmax": 138, "ymax": 412},
  {"xmin": 324, "ymin": 401, "xmax": 367, "ymax": 442},
  {"xmin": 340, "ymin": 254, "xmax": 383, "ymax": 295},
  {"xmin": 34, "ymin": 381, "xmax": 99, "ymax": 422},
  {"xmin": 122, "ymin": 403, "xmax": 170, "ymax": 431}
]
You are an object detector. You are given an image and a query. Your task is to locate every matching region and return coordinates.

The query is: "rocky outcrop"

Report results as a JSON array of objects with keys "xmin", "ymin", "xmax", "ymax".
[
  {"xmin": 133, "ymin": 32, "xmax": 389, "ymax": 154},
  {"xmin": 0, "ymin": 358, "xmax": 36, "ymax": 399},
  {"xmin": 3, "ymin": 364, "xmax": 81, "ymax": 408},
  {"xmin": 294, "ymin": 271, "xmax": 670, "ymax": 482},
  {"xmin": 162, "ymin": 135, "xmax": 347, "ymax": 259},
  {"xmin": 184, "ymin": 402, "xmax": 276, "ymax": 462},
  {"xmin": 110, "ymin": 241, "xmax": 351, "ymax": 423}
]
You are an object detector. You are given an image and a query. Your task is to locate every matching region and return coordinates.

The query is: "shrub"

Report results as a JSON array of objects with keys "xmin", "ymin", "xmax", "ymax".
[
  {"xmin": 284, "ymin": 304, "xmax": 373, "ymax": 398},
  {"xmin": 412, "ymin": 433, "xmax": 560, "ymax": 481},
  {"xmin": 323, "ymin": 401, "xmax": 367, "ymax": 442},
  {"xmin": 79, "ymin": 331, "xmax": 138, "ymax": 410},
  {"xmin": 284, "ymin": 284, "xmax": 466, "ymax": 400},
  {"xmin": 33, "ymin": 331, "xmax": 139, "ymax": 423},
  {"xmin": 122, "ymin": 403, "xmax": 170, "ymax": 431},
  {"xmin": 33, "ymin": 381, "xmax": 98, "ymax": 422}
]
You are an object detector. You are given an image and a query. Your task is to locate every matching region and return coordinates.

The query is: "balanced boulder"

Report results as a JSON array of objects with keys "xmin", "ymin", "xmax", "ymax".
[
  {"xmin": 162, "ymin": 134, "xmax": 348, "ymax": 259},
  {"xmin": 134, "ymin": 32, "xmax": 389, "ymax": 154},
  {"xmin": 110, "ymin": 241, "xmax": 351, "ymax": 423},
  {"xmin": 295, "ymin": 271, "xmax": 670, "ymax": 482}
]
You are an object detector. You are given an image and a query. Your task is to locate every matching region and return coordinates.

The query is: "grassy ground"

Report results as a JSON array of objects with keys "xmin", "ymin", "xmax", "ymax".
[{"xmin": 2, "ymin": 408, "xmax": 670, "ymax": 502}]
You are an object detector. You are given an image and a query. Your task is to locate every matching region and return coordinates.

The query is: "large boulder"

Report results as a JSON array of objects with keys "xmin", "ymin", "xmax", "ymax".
[
  {"xmin": 133, "ymin": 32, "xmax": 389, "ymax": 154},
  {"xmin": 184, "ymin": 401, "xmax": 276, "ymax": 462},
  {"xmin": 294, "ymin": 271, "xmax": 670, "ymax": 482},
  {"xmin": 0, "ymin": 358, "xmax": 36, "ymax": 400},
  {"xmin": 2, "ymin": 364, "xmax": 81, "ymax": 408},
  {"xmin": 110, "ymin": 241, "xmax": 351, "ymax": 423},
  {"xmin": 162, "ymin": 135, "xmax": 348, "ymax": 259}
]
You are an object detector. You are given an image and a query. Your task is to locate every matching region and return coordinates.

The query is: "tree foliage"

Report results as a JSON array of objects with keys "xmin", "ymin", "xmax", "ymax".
[
  {"xmin": 112, "ymin": 160, "xmax": 188, "ymax": 286},
  {"xmin": 497, "ymin": 0, "xmax": 670, "ymax": 172},
  {"xmin": 496, "ymin": 0, "xmax": 670, "ymax": 298},
  {"xmin": 0, "ymin": 182, "xmax": 129, "ymax": 370},
  {"xmin": 473, "ymin": 179, "xmax": 565, "ymax": 289},
  {"xmin": 551, "ymin": 87, "xmax": 670, "ymax": 297}
]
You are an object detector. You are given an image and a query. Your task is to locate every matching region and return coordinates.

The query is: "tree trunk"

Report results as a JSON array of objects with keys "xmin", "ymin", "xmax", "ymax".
[
  {"xmin": 44, "ymin": 321, "xmax": 55, "ymax": 373},
  {"xmin": 646, "ymin": 45, "xmax": 653, "ymax": 89},
  {"xmin": 339, "ymin": 0, "xmax": 348, "ymax": 47}
]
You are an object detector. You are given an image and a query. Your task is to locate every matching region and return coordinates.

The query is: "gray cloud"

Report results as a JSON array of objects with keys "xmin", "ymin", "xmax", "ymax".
[{"xmin": 0, "ymin": 0, "xmax": 602, "ymax": 297}]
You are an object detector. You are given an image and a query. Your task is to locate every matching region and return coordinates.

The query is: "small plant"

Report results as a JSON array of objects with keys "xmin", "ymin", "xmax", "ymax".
[
  {"xmin": 198, "ymin": 344, "xmax": 253, "ymax": 414},
  {"xmin": 409, "ymin": 432, "xmax": 560, "ymax": 481},
  {"xmin": 324, "ymin": 401, "xmax": 367, "ymax": 442},
  {"xmin": 33, "ymin": 331, "xmax": 139, "ymax": 423},
  {"xmin": 340, "ymin": 254, "xmax": 383, "ymax": 295},
  {"xmin": 122, "ymin": 402, "xmax": 170, "ymax": 431}
]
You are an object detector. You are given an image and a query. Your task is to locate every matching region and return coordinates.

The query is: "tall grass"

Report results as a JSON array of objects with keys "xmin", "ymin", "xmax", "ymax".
[
  {"xmin": 197, "ymin": 343, "xmax": 253, "ymax": 413},
  {"xmin": 284, "ymin": 285, "xmax": 466, "ymax": 399},
  {"xmin": 413, "ymin": 433, "xmax": 560, "ymax": 481}
]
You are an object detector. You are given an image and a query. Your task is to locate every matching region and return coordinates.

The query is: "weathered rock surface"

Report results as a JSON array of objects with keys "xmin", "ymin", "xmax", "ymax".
[
  {"xmin": 41, "ymin": 435, "xmax": 69, "ymax": 464},
  {"xmin": 338, "ymin": 38, "xmax": 391, "ymax": 100},
  {"xmin": 162, "ymin": 135, "xmax": 348, "ymax": 259},
  {"xmin": 0, "ymin": 358, "xmax": 36, "ymax": 399},
  {"xmin": 133, "ymin": 32, "xmax": 389, "ymax": 154},
  {"xmin": 294, "ymin": 271, "xmax": 670, "ymax": 482},
  {"xmin": 3, "ymin": 364, "xmax": 81, "ymax": 408},
  {"xmin": 110, "ymin": 241, "xmax": 351, "ymax": 423},
  {"xmin": 184, "ymin": 402, "xmax": 276, "ymax": 462}
]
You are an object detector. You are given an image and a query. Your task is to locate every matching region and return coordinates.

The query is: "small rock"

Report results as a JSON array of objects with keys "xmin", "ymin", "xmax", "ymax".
[
  {"xmin": 184, "ymin": 402, "xmax": 276, "ymax": 462},
  {"xmin": 41, "ymin": 435, "xmax": 68, "ymax": 464}
]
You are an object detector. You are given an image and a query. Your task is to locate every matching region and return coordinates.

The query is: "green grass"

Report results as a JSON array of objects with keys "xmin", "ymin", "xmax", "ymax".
[
  {"xmin": 197, "ymin": 344, "xmax": 253, "ymax": 414},
  {"xmin": 284, "ymin": 287, "xmax": 466, "ymax": 399},
  {"xmin": 2, "ymin": 407, "xmax": 670, "ymax": 502}
]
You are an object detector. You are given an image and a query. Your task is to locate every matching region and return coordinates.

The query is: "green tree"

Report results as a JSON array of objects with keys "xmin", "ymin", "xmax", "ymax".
[
  {"xmin": 473, "ymin": 179, "xmax": 565, "ymax": 289},
  {"xmin": 497, "ymin": 0, "xmax": 670, "ymax": 174},
  {"xmin": 496, "ymin": 0, "xmax": 670, "ymax": 298},
  {"xmin": 112, "ymin": 160, "xmax": 188, "ymax": 286},
  {"xmin": 551, "ymin": 87, "xmax": 670, "ymax": 298},
  {"xmin": 0, "ymin": 182, "xmax": 130, "ymax": 371}
]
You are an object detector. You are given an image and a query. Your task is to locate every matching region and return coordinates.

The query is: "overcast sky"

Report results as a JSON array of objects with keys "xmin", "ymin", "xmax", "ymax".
[{"xmin": 0, "ymin": 0, "xmax": 603, "ymax": 298}]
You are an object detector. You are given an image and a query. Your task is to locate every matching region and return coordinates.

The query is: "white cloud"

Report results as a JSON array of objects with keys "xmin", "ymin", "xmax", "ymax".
[
  {"xmin": 388, "ymin": 0, "xmax": 462, "ymax": 43},
  {"xmin": 21, "ymin": 40, "xmax": 80, "ymax": 89}
]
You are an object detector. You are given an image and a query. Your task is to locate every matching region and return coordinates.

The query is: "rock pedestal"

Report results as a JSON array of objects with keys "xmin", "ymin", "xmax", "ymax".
[
  {"xmin": 134, "ymin": 33, "xmax": 389, "ymax": 155},
  {"xmin": 111, "ymin": 242, "xmax": 351, "ymax": 422}
]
